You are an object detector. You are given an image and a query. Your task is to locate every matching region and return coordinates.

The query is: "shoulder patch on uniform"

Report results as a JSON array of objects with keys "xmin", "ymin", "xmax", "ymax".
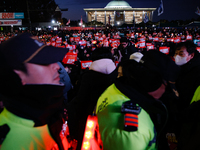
[{"xmin": 97, "ymin": 98, "xmax": 108, "ymax": 113}]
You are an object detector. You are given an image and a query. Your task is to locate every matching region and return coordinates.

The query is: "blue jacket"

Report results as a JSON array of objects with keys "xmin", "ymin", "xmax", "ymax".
[{"xmin": 58, "ymin": 62, "xmax": 72, "ymax": 102}]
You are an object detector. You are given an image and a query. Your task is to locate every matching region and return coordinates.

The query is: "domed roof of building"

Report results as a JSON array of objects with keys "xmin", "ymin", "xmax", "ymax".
[{"xmin": 105, "ymin": 0, "xmax": 132, "ymax": 8}]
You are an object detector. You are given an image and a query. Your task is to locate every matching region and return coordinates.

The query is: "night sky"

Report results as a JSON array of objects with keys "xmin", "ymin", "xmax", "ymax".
[{"xmin": 55, "ymin": 0, "xmax": 200, "ymax": 22}]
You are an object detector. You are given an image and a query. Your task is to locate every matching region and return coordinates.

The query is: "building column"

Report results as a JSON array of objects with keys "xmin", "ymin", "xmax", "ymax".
[
  {"xmin": 114, "ymin": 11, "xmax": 116, "ymax": 25},
  {"xmin": 148, "ymin": 11, "xmax": 151, "ymax": 21},
  {"xmin": 151, "ymin": 11, "xmax": 154, "ymax": 22},
  {"xmin": 86, "ymin": 11, "xmax": 88, "ymax": 23},
  {"xmin": 95, "ymin": 11, "xmax": 97, "ymax": 21},
  {"xmin": 105, "ymin": 11, "xmax": 106, "ymax": 25},
  {"xmin": 133, "ymin": 11, "xmax": 135, "ymax": 26},
  {"xmin": 142, "ymin": 11, "xmax": 144, "ymax": 22},
  {"xmin": 123, "ymin": 11, "xmax": 125, "ymax": 23}
]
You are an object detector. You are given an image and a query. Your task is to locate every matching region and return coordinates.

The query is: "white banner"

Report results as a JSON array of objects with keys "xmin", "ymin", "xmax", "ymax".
[{"xmin": 0, "ymin": 20, "xmax": 22, "ymax": 26}]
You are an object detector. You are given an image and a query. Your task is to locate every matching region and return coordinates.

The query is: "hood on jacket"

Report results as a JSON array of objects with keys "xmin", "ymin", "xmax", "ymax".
[{"xmin": 89, "ymin": 58, "xmax": 116, "ymax": 74}]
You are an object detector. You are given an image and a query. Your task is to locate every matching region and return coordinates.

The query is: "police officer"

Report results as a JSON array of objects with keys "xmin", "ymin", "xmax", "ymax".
[
  {"xmin": 96, "ymin": 59, "xmax": 167, "ymax": 150},
  {"xmin": 0, "ymin": 33, "xmax": 69, "ymax": 150}
]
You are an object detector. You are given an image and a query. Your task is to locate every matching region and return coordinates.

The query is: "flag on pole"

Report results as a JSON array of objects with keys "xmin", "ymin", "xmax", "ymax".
[
  {"xmin": 144, "ymin": 13, "xmax": 149, "ymax": 23},
  {"xmin": 195, "ymin": 6, "xmax": 200, "ymax": 16},
  {"xmin": 66, "ymin": 19, "xmax": 70, "ymax": 25},
  {"xmin": 158, "ymin": 0, "xmax": 164, "ymax": 16},
  {"xmin": 116, "ymin": 12, "xmax": 120, "ymax": 17}
]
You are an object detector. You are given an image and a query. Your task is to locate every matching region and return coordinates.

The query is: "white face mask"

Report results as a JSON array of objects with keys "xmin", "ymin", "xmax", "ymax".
[{"xmin": 174, "ymin": 55, "xmax": 187, "ymax": 66}]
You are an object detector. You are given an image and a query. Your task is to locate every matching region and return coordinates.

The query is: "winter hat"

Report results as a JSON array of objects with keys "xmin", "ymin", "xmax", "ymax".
[
  {"xmin": 120, "ymin": 37, "xmax": 128, "ymax": 43},
  {"xmin": 118, "ymin": 60, "xmax": 163, "ymax": 92},
  {"xmin": 91, "ymin": 47, "xmax": 112, "ymax": 61},
  {"xmin": 90, "ymin": 59, "xmax": 116, "ymax": 74},
  {"xmin": 140, "ymin": 50, "xmax": 180, "ymax": 96},
  {"xmin": 130, "ymin": 52, "xmax": 144, "ymax": 62},
  {"xmin": 140, "ymin": 50, "xmax": 180, "ymax": 84}
]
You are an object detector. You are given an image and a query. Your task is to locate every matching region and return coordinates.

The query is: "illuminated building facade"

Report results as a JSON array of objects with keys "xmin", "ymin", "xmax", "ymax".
[{"xmin": 84, "ymin": 0, "xmax": 156, "ymax": 26}]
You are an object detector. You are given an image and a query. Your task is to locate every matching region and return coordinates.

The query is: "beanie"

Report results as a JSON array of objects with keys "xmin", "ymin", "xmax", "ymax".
[
  {"xmin": 120, "ymin": 37, "xmax": 128, "ymax": 43},
  {"xmin": 119, "ymin": 60, "xmax": 163, "ymax": 92},
  {"xmin": 91, "ymin": 47, "xmax": 112, "ymax": 61},
  {"xmin": 129, "ymin": 52, "xmax": 144, "ymax": 62}
]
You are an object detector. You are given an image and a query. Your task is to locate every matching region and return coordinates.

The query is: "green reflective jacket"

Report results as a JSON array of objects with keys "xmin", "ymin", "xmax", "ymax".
[
  {"xmin": 190, "ymin": 85, "xmax": 200, "ymax": 104},
  {"xmin": 96, "ymin": 84, "xmax": 157, "ymax": 150},
  {"xmin": 0, "ymin": 108, "xmax": 68, "ymax": 150}
]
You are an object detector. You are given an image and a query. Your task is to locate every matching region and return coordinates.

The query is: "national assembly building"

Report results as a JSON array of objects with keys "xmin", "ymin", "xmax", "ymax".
[{"xmin": 84, "ymin": 0, "xmax": 156, "ymax": 26}]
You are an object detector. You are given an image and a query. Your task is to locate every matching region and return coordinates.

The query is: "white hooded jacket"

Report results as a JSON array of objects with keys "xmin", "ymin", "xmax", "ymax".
[{"xmin": 89, "ymin": 58, "xmax": 116, "ymax": 74}]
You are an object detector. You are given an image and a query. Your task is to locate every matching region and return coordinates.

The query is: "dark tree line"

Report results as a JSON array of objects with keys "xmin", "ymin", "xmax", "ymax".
[{"xmin": 0, "ymin": 0, "xmax": 60, "ymax": 24}]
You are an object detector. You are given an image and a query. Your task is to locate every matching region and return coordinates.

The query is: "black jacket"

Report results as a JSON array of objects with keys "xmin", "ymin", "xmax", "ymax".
[
  {"xmin": 67, "ymin": 69, "xmax": 117, "ymax": 149},
  {"xmin": 114, "ymin": 77, "xmax": 169, "ymax": 149},
  {"xmin": 178, "ymin": 100, "xmax": 200, "ymax": 150},
  {"xmin": 176, "ymin": 53, "xmax": 200, "ymax": 111},
  {"xmin": 174, "ymin": 53, "xmax": 200, "ymax": 149},
  {"xmin": 118, "ymin": 42, "xmax": 138, "ymax": 61}
]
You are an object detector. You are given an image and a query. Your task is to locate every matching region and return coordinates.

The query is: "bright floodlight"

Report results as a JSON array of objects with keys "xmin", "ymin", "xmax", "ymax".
[{"xmin": 52, "ymin": 20, "xmax": 55, "ymax": 23}]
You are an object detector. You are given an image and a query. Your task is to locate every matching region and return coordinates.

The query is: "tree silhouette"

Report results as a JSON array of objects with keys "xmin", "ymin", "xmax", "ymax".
[{"xmin": 0, "ymin": 0, "xmax": 59, "ymax": 24}]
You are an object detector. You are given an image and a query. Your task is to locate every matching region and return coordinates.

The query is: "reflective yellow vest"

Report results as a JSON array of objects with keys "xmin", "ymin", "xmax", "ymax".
[
  {"xmin": 0, "ymin": 108, "xmax": 69, "ymax": 150},
  {"xmin": 190, "ymin": 85, "xmax": 200, "ymax": 104},
  {"xmin": 96, "ymin": 84, "xmax": 157, "ymax": 150}
]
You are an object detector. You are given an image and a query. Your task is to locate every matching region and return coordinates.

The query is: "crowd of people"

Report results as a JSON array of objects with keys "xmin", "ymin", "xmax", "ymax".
[{"xmin": 0, "ymin": 26, "xmax": 200, "ymax": 150}]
